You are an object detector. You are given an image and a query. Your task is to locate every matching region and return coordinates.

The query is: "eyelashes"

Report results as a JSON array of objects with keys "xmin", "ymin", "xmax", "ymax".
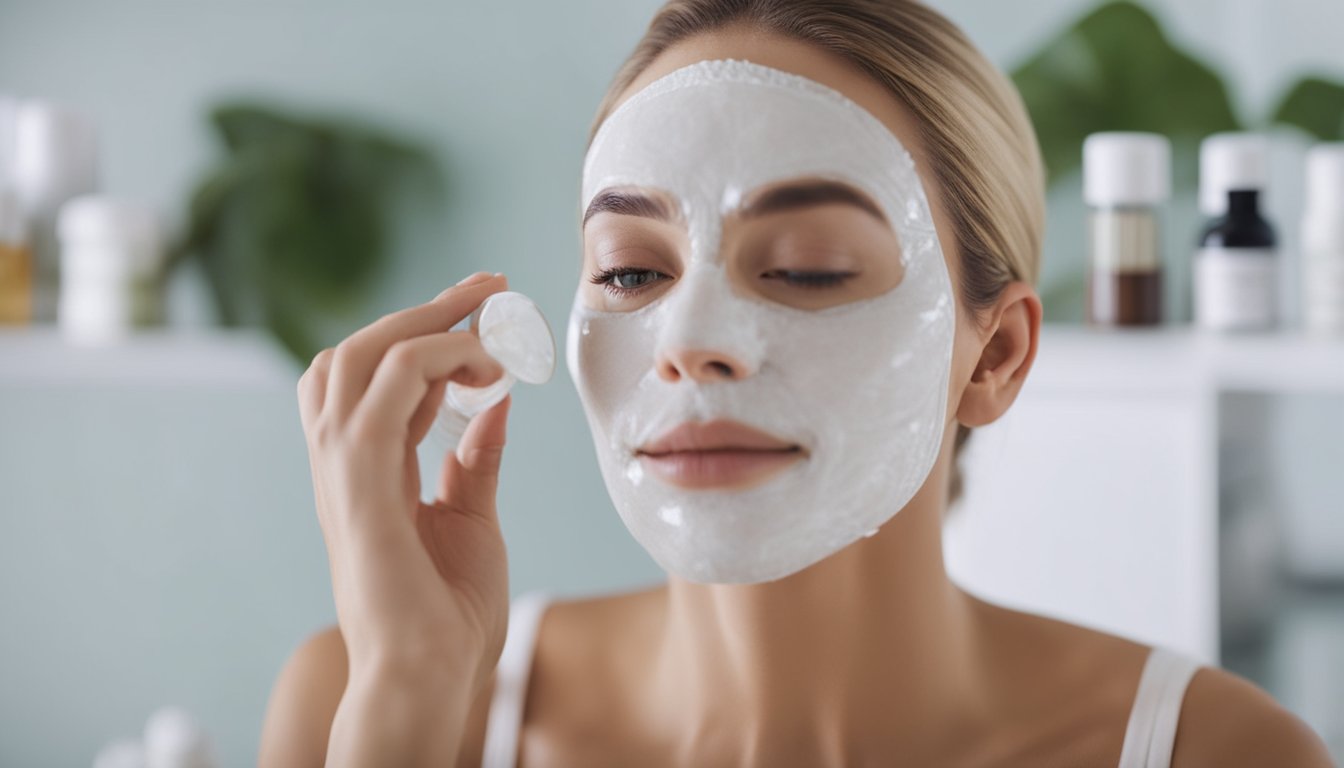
[
  {"xmin": 588, "ymin": 266, "xmax": 665, "ymax": 296},
  {"xmin": 762, "ymin": 269, "xmax": 857, "ymax": 287},
  {"xmin": 588, "ymin": 267, "xmax": 858, "ymax": 298}
]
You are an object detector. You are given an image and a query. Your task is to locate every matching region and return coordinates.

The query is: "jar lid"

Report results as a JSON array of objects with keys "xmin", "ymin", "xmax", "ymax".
[{"xmin": 1083, "ymin": 132, "xmax": 1171, "ymax": 207}]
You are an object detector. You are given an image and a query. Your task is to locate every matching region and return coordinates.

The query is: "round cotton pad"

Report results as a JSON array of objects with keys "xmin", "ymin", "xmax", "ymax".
[{"xmin": 446, "ymin": 290, "xmax": 556, "ymax": 416}]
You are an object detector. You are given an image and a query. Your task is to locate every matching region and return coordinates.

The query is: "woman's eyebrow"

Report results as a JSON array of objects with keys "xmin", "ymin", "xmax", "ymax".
[
  {"xmin": 581, "ymin": 181, "xmax": 887, "ymax": 226},
  {"xmin": 741, "ymin": 181, "xmax": 887, "ymax": 223},
  {"xmin": 582, "ymin": 189, "xmax": 676, "ymax": 226}
]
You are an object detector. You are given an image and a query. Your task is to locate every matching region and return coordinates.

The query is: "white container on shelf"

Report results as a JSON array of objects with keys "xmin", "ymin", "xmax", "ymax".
[
  {"xmin": 56, "ymin": 195, "xmax": 163, "ymax": 344},
  {"xmin": 1302, "ymin": 144, "xmax": 1344, "ymax": 336},
  {"xmin": 12, "ymin": 100, "xmax": 99, "ymax": 322}
]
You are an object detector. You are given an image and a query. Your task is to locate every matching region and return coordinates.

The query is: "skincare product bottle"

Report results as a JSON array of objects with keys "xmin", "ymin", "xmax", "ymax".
[
  {"xmin": 0, "ymin": 186, "xmax": 31, "ymax": 324},
  {"xmin": 12, "ymin": 101, "xmax": 98, "ymax": 323},
  {"xmin": 1301, "ymin": 143, "xmax": 1344, "ymax": 336},
  {"xmin": 1195, "ymin": 134, "xmax": 1277, "ymax": 332},
  {"xmin": 56, "ymin": 196, "xmax": 163, "ymax": 344},
  {"xmin": 0, "ymin": 97, "xmax": 30, "ymax": 325},
  {"xmin": 1083, "ymin": 132, "xmax": 1170, "ymax": 326}
]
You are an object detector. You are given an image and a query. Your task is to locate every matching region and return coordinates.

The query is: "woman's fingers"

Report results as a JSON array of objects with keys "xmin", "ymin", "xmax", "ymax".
[
  {"xmin": 325, "ymin": 272, "xmax": 508, "ymax": 419},
  {"xmin": 349, "ymin": 331, "xmax": 506, "ymax": 446},
  {"xmin": 298, "ymin": 347, "xmax": 335, "ymax": 433},
  {"xmin": 406, "ymin": 378, "xmax": 450, "ymax": 449},
  {"xmin": 435, "ymin": 394, "xmax": 511, "ymax": 516}
]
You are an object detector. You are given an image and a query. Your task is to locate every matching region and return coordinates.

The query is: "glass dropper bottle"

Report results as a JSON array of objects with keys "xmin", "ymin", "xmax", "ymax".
[{"xmin": 1083, "ymin": 132, "xmax": 1171, "ymax": 327}]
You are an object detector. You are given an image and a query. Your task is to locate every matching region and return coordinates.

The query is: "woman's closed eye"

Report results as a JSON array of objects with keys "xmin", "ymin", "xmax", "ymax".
[
  {"xmin": 760, "ymin": 269, "xmax": 858, "ymax": 288},
  {"xmin": 589, "ymin": 266, "xmax": 858, "ymax": 298}
]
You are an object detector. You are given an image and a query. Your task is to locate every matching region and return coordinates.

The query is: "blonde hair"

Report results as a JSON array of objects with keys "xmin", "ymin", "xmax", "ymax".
[{"xmin": 589, "ymin": 0, "xmax": 1045, "ymax": 502}]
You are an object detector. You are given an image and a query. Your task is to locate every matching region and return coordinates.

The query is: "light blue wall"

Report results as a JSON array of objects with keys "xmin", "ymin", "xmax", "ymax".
[{"xmin": 3, "ymin": 0, "xmax": 1343, "ymax": 765}]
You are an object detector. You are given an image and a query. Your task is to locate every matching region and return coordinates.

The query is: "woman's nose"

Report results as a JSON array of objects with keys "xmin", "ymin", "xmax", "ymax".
[{"xmin": 655, "ymin": 346, "xmax": 754, "ymax": 383}]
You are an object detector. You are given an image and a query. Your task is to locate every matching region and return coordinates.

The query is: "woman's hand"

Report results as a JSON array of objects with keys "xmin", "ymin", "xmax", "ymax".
[{"xmin": 298, "ymin": 271, "xmax": 513, "ymax": 699}]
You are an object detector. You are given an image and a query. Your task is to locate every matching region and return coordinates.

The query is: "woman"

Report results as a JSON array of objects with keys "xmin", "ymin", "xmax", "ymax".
[{"xmin": 259, "ymin": 1, "xmax": 1333, "ymax": 766}]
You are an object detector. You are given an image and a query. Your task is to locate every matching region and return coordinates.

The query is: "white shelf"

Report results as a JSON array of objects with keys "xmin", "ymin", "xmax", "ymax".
[
  {"xmin": 3, "ymin": 323, "xmax": 1339, "ymax": 393},
  {"xmin": 0, "ymin": 325, "xmax": 300, "ymax": 388},
  {"xmin": 1027, "ymin": 326, "xmax": 1344, "ymax": 395}
]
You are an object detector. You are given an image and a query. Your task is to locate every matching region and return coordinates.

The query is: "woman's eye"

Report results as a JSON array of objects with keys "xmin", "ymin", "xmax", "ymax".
[
  {"xmin": 588, "ymin": 267, "xmax": 669, "ymax": 296},
  {"xmin": 761, "ymin": 269, "xmax": 857, "ymax": 288}
]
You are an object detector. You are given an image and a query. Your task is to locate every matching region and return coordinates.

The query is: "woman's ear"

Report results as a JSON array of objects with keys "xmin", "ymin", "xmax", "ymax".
[{"xmin": 955, "ymin": 282, "xmax": 1041, "ymax": 428}]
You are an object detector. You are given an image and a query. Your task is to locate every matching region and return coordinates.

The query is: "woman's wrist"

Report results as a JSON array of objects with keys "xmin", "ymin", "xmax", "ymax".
[{"xmin": 325, "ymin": 656, "xmax": 477, "ymax": 767}]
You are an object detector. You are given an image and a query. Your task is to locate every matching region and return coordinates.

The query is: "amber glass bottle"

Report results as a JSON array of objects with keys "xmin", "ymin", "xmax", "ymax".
[{"xmin": 0, "ymin": 187, "xmax": 32, "ymax": 325}]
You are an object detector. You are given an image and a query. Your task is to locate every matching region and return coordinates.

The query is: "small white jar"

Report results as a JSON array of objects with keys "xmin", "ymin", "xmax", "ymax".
[{"xmin": 56, "ymin": 195, "xmax": 162, "ymax": 344}]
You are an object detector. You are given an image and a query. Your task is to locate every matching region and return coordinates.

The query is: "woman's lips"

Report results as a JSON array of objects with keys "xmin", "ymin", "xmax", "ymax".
[{"xmin": 635, "ymin": 419, "xmax": 806, "ymax": 490}]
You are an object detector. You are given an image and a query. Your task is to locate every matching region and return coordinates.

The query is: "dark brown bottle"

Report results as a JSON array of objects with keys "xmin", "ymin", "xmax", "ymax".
[
  {"xmin": 1083, "ymin": 133, "xmax": 1170, "ymax": 327},
  {"xmin": 1087, "ymin": 206, "xmax": 1163, "ymax": 326}
]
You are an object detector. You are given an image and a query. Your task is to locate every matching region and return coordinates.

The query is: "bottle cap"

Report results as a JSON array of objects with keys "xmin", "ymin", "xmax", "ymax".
[
  {"xmin": 1083, "ymin": 132, "xmax": 1171, "ymax": 206},
  {"xmin": 12, "ymin": 100, "xmax": 98, "ymax": 213},
  {"xmin": 1200, "ymin": 133, "xmax": 1271, "ymax": 216}
]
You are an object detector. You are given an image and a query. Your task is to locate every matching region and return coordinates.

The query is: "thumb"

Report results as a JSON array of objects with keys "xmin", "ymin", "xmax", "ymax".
[{"xmin": 436, "ymin": 394, "xmax": 511, "ymax": 515}]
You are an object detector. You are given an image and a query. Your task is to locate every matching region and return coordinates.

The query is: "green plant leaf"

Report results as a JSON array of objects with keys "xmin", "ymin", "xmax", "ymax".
[
  {"xmin": 170, "ymin": 102, "xmax": 442, "ymax": 362},
  {"xmin": 1272, "ymin": 76, "xmax": 1344, "ymax": 141},
  {"xmin": 1011, "ymin": 0, "xmax": 1242, "ymax": 184}
]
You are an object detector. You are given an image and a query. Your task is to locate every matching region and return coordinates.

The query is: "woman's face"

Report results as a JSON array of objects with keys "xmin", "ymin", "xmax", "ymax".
[{"xmin": 566, "ymin": 30, "xmax": 972, "ymax": 585}]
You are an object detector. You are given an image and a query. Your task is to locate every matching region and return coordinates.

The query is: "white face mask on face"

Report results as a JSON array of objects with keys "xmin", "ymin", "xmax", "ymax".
[{"xmin": 567, "ymin": 59, "xmax": 955, "ymax": 584}]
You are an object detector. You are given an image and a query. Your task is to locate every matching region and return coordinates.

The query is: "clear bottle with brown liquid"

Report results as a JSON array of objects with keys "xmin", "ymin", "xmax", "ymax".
[
  {"xmin": 1083, "ymin": 133, "xmax": 1171, "ymax": 327},
  {"xmin": 0, "ymin": 186, "xmax": 32, "ymax": 325}
]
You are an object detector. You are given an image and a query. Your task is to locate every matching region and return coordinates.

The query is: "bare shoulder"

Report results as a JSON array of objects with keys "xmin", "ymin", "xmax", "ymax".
[
  {"xmin": 969, "ymin": 598, "xmax": 1333, "ymax": 766},
  {"xmin": 258, "ymin": 625, "xmax": 349, "ymax": 768},
  {"xmin": 529, "ymin": 585, "xmax": 665, "ymax": 711},
  {"xmin": 256, "ymin": 624, "xmax": 497, "ymax": 768},
  {"xmin": 1173, "ymin": 666, "xmax": 1333, "ymax": 767},
  {"xmin": 520, "ymin": 586, "xmax": 667, "ymax": 765}
]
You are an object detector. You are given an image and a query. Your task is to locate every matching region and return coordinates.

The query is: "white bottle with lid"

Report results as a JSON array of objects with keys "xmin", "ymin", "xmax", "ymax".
[
  {"xmin": 1194, "ymin": 133, "xmax": 1278, "ymax": 332},
  {"xmin": 12, "ymin": 100, "xmax": 99, "ymax": 323},
  {"xmin": 1301, "ymin": 143, "xmax": 1344, "ymax": 336},
  {"xmin": 56, "ymin": 195, "xmax": 163, "ymax": 344}
]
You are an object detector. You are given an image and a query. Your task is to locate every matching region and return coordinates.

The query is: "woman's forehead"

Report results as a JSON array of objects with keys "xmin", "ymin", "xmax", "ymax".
[
  {"xmin": 581, "ymin": 60, "xmax": 924, "ymax": 241},
  {"xmin": 611, "ymin": 27, "xmax": 923, "ymax": 155}
]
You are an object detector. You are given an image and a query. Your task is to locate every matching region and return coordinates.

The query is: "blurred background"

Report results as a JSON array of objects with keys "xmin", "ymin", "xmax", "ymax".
[{"xmin": 1, "ymin": 0, "xmax": 1341, "ymax": 764}]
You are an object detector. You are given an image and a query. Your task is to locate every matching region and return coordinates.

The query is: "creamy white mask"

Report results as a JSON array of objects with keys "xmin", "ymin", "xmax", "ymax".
[{"xmin": 568, "ymin": 59, "xmax": 954, "ymax": 584}]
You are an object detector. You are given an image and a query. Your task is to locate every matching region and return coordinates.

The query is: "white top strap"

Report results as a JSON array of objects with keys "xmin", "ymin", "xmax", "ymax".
[
  {"xmin": 480, "ymin": 591, "xmax": 553, "ymax": 768},
  {"xmin": 1116, "ymin": 646, "xmax": 1202, "ymax": 768}
]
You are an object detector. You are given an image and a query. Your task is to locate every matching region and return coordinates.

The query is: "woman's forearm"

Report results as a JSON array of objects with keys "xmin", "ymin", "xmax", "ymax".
[{"xmin": 325, "ymin": 657, "xmax": 473, "ymax": 768}]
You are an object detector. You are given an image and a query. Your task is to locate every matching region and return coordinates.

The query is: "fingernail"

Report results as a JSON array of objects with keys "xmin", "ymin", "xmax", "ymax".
[{"xmin": 455, "ymin": 271, "xmax": 493, "ymax": 286}]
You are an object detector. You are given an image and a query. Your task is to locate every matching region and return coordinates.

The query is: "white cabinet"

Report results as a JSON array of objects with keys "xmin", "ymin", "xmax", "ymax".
[
  {"xmin": 0, "ymin": 327, "xmax": 327, "ymax": 768},
  {"xmin": 946, "ymin": 326, "xmax": 1344, "ymax": 663}
]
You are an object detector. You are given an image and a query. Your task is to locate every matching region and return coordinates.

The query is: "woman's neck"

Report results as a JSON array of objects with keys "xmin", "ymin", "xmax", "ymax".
[{"xmin": 637, "ymin": 431, "xmax": 988, "ymax": 763}]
